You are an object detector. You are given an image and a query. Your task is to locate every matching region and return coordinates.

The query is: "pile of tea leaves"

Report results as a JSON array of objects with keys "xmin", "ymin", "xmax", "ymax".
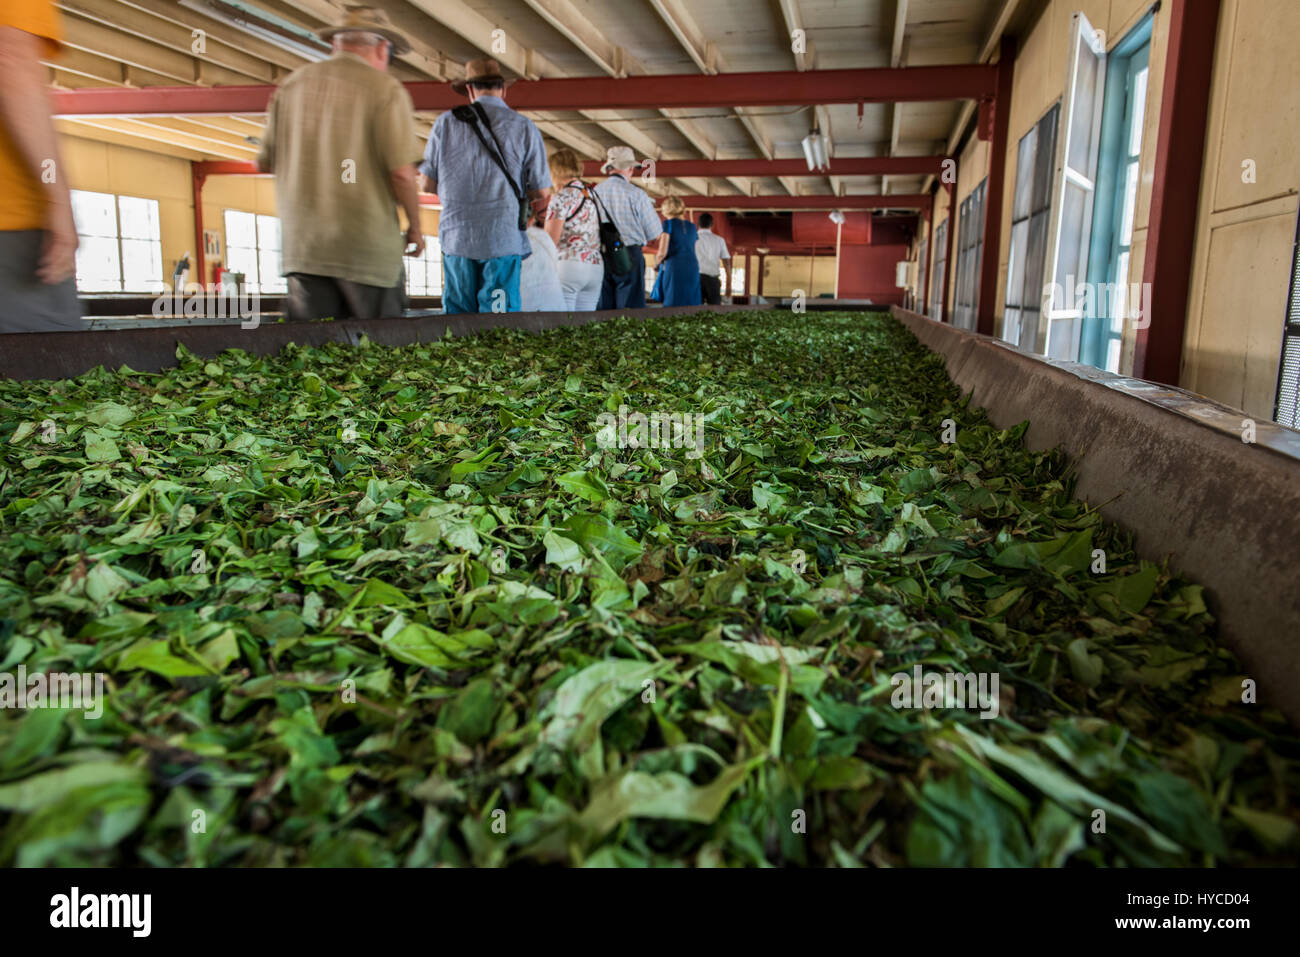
[{"xmin": 0, "ymin": 310, "xmax": 1296, "ymax": 867}]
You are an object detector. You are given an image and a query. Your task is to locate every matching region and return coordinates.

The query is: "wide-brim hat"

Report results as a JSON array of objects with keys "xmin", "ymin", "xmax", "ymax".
[
  {"xmin": 317, "ymin": 4, "xmax": 412, "ymax": 55},
  {"xmin": 451, "ymin": 58, "xmax": 515, "ymax": 95},
  {"xmin": 601, "ymin": 145, "xmax": 639, "ymax": 173}
]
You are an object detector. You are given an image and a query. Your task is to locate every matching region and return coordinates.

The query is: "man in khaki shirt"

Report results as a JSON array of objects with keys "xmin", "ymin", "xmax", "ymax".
[{"xmin": 256, "ymin": 5, "xmax": 424, "ymax": 321}]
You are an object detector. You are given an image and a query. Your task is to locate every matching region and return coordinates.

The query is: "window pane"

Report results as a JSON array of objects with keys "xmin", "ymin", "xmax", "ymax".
[
  {"xmin": 1129, "ymin": 67, "xmax": 1149, "ymax": 157},
  {"xmin": 1031, "ymin": 105, "xmax": 1060, "ymax": 214},
  {"xmin": 121, "ymin": 239, "xmax": 162, "ymax": 292},
  {"xmin": 1068, "ymin": 32, "xmax": 1100, "ymax": 173},
  {"xmin": 424, "ymin": 235, "xmax": 441, "ymax": 295},
  {"xmin": 1105, "ymin": 337, "xmax": 1122, "ymax": 374},
  {"xmin": 1003, "ymin": 307, "xmax": 1021, "ymax": 346},
  {"xmin": 76, "ymin": 236, "xmax": 122, "ymax": 292},
  {"xmin": 225, "ymin": 210, "xmax": 257, "ymax": 248},
  {"xmin": 1054, "ymin": 180, "xmax": 1089, "ymax": 296},
  {"xmin": 259, "ymin": 248, "xmax": 284, "ymax": 292},
  {"xmin": 1119, "ymin": 161, "xmax": 1139, "ymax": 246},
  {"xmin": 1046, "ymin": 314, "xmax": 1078, "ymax": 360},
  {"xmin": 1012, "ymin": 127, "xmax": 1036, "ymax": 221},
  {"xmin": 226, "ymin": 245, "xmax": 259, "ymax": 287},
  {"xmin": 118, "ymin": 196, "xmax": 159, "ymax": 241},
  {"xmin": 71, "ymin": 189, "xmax": 118, "ymax": 239},
  {"xmin": 1006, "ymin": 219, "xmax": 1028, "ymax": 308},
  {"xmin": 1024, "ymin": 210, "xmax": 1050, "ymax": 314},
  {"xmin": 1112, "ymin": 250, "xmax": 1132, "ymax": 322},
  {"xmin": 257, "ymin": 215, "xmax": 281, "ymax": 251}
]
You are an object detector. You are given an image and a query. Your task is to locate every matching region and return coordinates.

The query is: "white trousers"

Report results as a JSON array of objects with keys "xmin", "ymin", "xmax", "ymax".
[{"xmin": 557, "ymin": 259, "xmax": 605, "ymax": 311}]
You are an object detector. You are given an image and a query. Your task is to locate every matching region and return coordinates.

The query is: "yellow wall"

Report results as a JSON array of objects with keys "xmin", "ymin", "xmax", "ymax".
[
  {"xmin": 60, "ymin": 137, "xmax": 194, "ymax": 282},
  {"xmin": 758, "ymin": 255, "xmax": 837, "ymax": 299},
  {"xmin": 57, "ymin": 134, "xmax": 438, "ymax": 289},
  {"xmin": 1180, "ymin": 0, "xmax": 1300, "ymax": 419}
]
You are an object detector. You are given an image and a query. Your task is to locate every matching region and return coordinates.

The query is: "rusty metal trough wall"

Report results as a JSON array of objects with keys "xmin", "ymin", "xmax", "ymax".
[
  {"xmin": 0, "ymin": 304, "xmax": 770, "ymax": 381},
  {"xmin": 892, "ymin": 306, "xmax": 1300, "ymax": 725}
]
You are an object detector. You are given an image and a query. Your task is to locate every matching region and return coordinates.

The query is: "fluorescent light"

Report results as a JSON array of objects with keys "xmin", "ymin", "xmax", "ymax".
[
  {"xmin": 801, "ymin": 132, "xmax": 819, "ymax": 171},
  {"xmin": 801, "ymin": 130, "xmax": 830, "ymax": 172},
  {"xmin": 179, "ymin": 0, "xmax": 331, "ymax": 62}
]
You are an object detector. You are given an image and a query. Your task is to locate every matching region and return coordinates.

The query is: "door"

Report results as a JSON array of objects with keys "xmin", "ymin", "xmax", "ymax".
[{"xmin": 1041, "ymin": 11, "xmax": 1107, "ymax": 359}]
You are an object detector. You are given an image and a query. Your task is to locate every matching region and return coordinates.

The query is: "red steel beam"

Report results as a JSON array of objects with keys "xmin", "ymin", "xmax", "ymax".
[
  {"xmin": 194, "ymin": 157, "xmax": 944, "ymax": 181},
  {"xmin": 976, "ymin": 36, "xmax": 1015, "ymax": 336},
  {"xmin": 51, "ymin": 66, "xmax": 997, "ymax": 117},
  {"xmin": 1134, "ymin": 0, "xmax": 1221, "ymax": 385},
  {"xmin": 195, "ymin": 160, "xmax": 263, "ymax": 177},
  {"xmin": 683, "ymin": 194, "xmax": 929, "ymax": 210},
  {"xmin": 579, "ymin": 156, "xmax": 947, "ymax": 178}
]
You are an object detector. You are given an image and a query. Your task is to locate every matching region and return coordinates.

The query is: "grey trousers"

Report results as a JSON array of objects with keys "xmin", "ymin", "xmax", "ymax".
[
  {"xmin": 285, "ymin": 273, "xmax": 407, "ymax": 321},
  {"xmin": 0, "ymin": 230, "xmax": 83, "ymax": 333}
]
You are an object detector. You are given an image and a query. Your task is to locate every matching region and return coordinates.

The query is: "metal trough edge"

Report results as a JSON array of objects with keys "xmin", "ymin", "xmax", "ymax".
[
  {"xmin": 892, "ymin": 305, "xmax": 1300, "ymax": 725},
  {"xmin": 0, "ymin": 303, "xmax": 772, "ymax": 381}
]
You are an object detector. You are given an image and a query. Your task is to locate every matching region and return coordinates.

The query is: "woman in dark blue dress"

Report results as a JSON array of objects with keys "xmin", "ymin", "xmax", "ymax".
[{"xmin": 653, "ymin": 196, "xmax": 702, "ymax": 307}]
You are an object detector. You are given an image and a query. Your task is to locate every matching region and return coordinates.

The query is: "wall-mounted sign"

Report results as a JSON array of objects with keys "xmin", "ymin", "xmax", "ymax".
[{"xmin": 203, "ymin": 229, "xmax": 221, "ymax": 258}]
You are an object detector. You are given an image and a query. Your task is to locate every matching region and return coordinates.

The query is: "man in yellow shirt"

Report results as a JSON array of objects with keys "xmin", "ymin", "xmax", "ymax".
[
  {"xmin": 0, "ymin": 0, "xmax": 81, "ymax": 333},
  {"xmin": 256, "ymin": 5, "xmax": 424, "ymax": 321}
]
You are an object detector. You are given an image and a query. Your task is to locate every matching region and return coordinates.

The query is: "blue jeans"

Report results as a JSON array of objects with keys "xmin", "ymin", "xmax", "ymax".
[{"xmin": 442, "ymin": 254, "xmax": 522, "ymax": 314}]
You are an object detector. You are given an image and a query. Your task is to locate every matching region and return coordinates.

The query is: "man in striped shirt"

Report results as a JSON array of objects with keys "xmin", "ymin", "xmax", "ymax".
[{"xmin": 593, "ymin": 146, "xmax": 664, "ymax": 310}]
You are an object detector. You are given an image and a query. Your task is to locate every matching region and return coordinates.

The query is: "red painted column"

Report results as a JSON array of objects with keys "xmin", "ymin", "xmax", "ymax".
[
  {"xmin": 976, "ymin": 36, "xmax": 1016, "ymax": 336},
  {"xmin": 192, "ymin": 163, "xmax": 206, "ymax": 291},
  {"xmin": 1134, "ymin": 0, "xmax": 1222, "ymax": 384},
  {"xmin": 942, "ymin": 177, "xmax": 957, "ymax": 323},
  {"xmin": 921, "ymin": 192, "xmax": 934, "ymax": 315}
]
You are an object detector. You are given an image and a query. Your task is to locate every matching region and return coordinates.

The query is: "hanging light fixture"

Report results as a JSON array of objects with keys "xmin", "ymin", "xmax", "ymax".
[{"xmin": 801, "ymin": 127, "xmax": 830, "ymax": 172}]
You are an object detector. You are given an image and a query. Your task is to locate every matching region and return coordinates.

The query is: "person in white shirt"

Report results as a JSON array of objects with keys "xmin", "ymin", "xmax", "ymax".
[
  {"xmin": 520, "ymin": 220, "xmax": 567, "ymax": 311},
  {"xmin": 694, "ymin": 213, "xmax": 731, "ymax": 305}
]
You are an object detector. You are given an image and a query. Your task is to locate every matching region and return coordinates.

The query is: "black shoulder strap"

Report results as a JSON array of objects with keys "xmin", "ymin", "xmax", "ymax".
[
  {"xmin": 453, "ymin": 102, "xmax": 526, "ymax": 205},
  {"xmin": 589, "ymin": 183, "xmax": 614, "ymax": 225},
  {"xmin": 563, "ymin": 182, "xmax": 591, "ymax": 223}
]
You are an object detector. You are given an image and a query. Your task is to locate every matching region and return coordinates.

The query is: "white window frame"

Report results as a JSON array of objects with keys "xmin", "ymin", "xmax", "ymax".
[
  {"xmin": 223, "ymin": 210, "xmax": 286, "ymax": 295},
  {"xmin": 953, "ymin": 179, "xmax": 987, "ymax": 331},
  {"xmin": 929, "ymin": 218, "xmax": 948, "ymax": 321},
  {"xmin": 70, "ymin": 189, "xmax": 164, "ymax": 294},
  {"xmin": 1041, "ymin": 11, "xmax": 1108, "ymax": 359},
  {"xmin": 404, "ymin": 235, "xmax": 443, "ymax": 296},
  {"xmin": 1003, "ymin": 104, "xmax": 1060, "ymax": 349}
]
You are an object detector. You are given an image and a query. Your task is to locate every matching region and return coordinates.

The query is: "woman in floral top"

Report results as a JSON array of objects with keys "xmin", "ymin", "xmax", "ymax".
[{"xmin": 544, "ymin": 148, "xmax": 604, "ymax": 311}]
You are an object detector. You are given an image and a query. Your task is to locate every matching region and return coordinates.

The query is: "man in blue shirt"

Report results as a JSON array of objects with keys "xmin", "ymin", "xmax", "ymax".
[
  {"xmin": 593, "ymin": 146, "xmax": 664, "ymax": 311},
  {"xmin": 419, "ymin": 58, "xmax": 550, "ymax": 314}
]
